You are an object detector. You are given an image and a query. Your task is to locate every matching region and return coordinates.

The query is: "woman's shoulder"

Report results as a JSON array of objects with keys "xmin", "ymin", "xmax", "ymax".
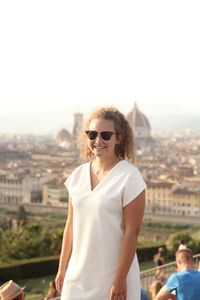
[
  {"xmin": 120, "ymin": 160, "xmax": 140, "ymax": 174},
  {"xmin": 65, "ymin": 162, "xmax": 89, "ymax": 183}
]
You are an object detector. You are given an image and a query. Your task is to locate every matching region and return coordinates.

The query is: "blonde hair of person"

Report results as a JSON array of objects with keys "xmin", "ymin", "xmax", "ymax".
[
  {"xmin": 176, "ymin": 248, "xmax": 194, "ymax": 262},
  {"xmin": 149, "ymin": 280, "xmax": 163, "ymax": 300},
  {"xmin": 79, "ymin": 107, "xmax": 136, "ymax": 162}
]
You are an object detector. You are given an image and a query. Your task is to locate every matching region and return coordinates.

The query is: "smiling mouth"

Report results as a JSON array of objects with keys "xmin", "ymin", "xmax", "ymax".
[{"xmin": 94, "ymin": 146, "xmax": 105, "ymax": 149}]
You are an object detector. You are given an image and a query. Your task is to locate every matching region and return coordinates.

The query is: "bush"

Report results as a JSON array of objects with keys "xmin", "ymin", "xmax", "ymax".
[
  {"xmin": 137, "ymin": 245, "xmax": 166, "ymax": 262},
  {"xmin": 0, "ymin": 246, "xmax": 166, "ymax": 281},
  {"xmin": 0, "ymin": 223, "xmax": 63, "ymax": 262},
  {"xmin": 0, "ymin": 256, "xmax": 59, "ymax": 281},
  {"xmin": 166, "ymin": 232, "xmax": 199, "ymax": 258}
]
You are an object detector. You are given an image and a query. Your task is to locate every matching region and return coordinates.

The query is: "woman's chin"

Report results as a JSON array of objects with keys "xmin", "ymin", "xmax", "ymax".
[{"xmin": 93, "ymin": 150, "xmax": 105, "ymax": 157}]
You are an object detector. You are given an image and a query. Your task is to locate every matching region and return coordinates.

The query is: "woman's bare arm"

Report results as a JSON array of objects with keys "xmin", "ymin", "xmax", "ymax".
[
  {"xmin": 55, "ymin": 196, "xmax": 73, "ymax": 291},
  {"xmin": 110, "ymin": 190, "xmax": 145, "ymax": 299}
]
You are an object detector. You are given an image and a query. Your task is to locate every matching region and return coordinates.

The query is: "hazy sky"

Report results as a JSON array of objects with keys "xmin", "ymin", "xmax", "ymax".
[{"xmin": 1, "ymin": 0, "xmax": 200, "ymax": 118}]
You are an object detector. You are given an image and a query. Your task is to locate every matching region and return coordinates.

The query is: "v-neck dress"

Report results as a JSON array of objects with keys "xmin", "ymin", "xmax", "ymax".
[{"xmin": 61, "ymin": 160, "xmax": 147, "ymax": 300}]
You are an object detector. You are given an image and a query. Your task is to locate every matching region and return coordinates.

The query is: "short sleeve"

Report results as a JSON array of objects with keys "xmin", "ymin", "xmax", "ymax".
[
  {"xmin": 64, "ymin": 173, "xmax": 73, "ymax": 192},
  {"xmin": 64, "ymin": 164, "xmax": 83, "ymax": 196},
  {"xmin": 166, "ymin": 273, "xmax": 178, "ymax": 293},
  {"xmin": 122, "ymin": 167, "xmax": 147, "ymax": 207}
]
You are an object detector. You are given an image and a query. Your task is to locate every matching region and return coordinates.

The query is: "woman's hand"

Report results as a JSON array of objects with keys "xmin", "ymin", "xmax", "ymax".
[
  {"xmin": 109, "ymin": 278, "xmax": 127, "ymax": 300},
  {"xmin": 55, "ymin": 268, "xmax": 65, "ymax": 293}
]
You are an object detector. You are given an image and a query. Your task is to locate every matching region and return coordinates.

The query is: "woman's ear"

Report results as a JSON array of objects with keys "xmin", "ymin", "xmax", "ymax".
[{"xmin": 116, "ymin": 133, "xmax": 122, "ymax": 144}]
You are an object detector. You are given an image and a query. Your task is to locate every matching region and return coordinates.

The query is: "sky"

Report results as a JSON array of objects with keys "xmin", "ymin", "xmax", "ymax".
[{"xmin": 0, "ymin": 0, "xmax": 200, "ymax": 125}]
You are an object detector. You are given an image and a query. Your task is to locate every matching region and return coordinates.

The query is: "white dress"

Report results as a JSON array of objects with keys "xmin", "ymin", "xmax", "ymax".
[{"xmin": 61, "ymin": 160, "xmax": 146, "ymax": 300}]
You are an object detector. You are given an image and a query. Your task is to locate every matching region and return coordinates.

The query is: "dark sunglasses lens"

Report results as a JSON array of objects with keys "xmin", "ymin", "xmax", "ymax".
[
  {"xmin": 101, "ymin": 132, "xmax": 113, "ymax": 140},
  {"xmin": 86, "ymin": 131, "xmax": 114, "ymax": 141},
  {"xmin": 86, "ymin": 131, "xmax": 97, "ymax": 140}
]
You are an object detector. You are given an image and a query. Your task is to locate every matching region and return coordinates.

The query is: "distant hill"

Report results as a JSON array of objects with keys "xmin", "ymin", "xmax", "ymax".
[{"xmin": 0, "ymin": 110, "xmax": 200, "ymax": 134}]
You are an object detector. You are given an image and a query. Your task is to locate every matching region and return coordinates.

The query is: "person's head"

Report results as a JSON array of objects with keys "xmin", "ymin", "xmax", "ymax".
[
  {"xmin": 180, "ymin": 239, "xmax": 185, "ymax": 245},
  {"xmin": 79, "ymin": 107, "xmax": 135, "ymax": 162},
  {"xmin": 176, "ymin": 248, "xmax": 194, "ymax": 271},
  {"xmin": 149, "ymin": 280, "xmax": 163, "ymax": 299},
  {"xmin": 158, "ymin": 247, "xmax": 165, "ymax": 256},
  {"xmin": 0, "ymin": 280, "xmax": 25, "ymax": 300}
]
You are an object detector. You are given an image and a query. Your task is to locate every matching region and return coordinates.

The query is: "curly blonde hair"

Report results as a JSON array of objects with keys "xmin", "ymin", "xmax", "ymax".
[{"xmin": 79, "ymin": 107, "xmax": 136, "ymax": 162}]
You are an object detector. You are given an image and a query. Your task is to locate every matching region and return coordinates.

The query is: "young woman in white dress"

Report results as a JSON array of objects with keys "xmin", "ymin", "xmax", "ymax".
[{"xmin": 55, "ymin": 107, "xmax": 146, "ymax": 300}]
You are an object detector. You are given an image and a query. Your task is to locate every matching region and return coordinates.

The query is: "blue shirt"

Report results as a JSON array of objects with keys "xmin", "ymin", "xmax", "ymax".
[
  {"xmin": 141, "ymin": 288, "xmax": 150, "ymax": 300},
  {"xmin": 166, "ymin": 269, "xmax": 200, "ymax": 300}
]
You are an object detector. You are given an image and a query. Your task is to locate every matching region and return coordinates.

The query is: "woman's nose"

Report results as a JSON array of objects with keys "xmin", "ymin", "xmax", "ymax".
[{"xmin": 94, "ymin": 134, "xmax": 103, "ymax": 142}]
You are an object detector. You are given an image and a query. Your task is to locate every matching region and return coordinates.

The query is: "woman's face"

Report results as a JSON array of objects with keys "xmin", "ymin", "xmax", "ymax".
[{"xmin": 86, "ymin": 118, "xmax": 120, "ymax": 158}]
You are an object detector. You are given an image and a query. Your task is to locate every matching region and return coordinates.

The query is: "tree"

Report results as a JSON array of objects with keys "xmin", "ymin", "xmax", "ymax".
[
  {"xmin": 17, "ymin": 205, "xmax": 27, "ymax": 224},
  {"xmin": 166, "ymin": 232, "xmax": 198, "ymax": 257},
  {"xmin": 0, "ymin": 223, "xmax": 63, "ymax": 262}
]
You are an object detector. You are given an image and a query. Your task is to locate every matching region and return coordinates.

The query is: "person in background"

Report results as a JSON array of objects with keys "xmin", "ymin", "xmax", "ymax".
[
  {"xmin": 44, "ymin": 280, "xmax": 59, "ymax": 300},
  {"xmin": 0, "ymin": 280, "xmax": 25, "ymax": 300},
  {"xmin": 141, "ymin": 288, "xmax": 150, "ymax": 300},
  {"xmin": 178, "ymin": 240, "xmax": 187, "ymax": 250},
  {"xmin": 156, "ymin": 248, "xmax": 200, "ymax": 300},
  {"xmin": 153, "ymin": 247, "xmax": 166, "ymax": 281},
  {"xmin": 149, "ymin": 280, "xmax": 163, "ymax": 300},
  {"xmin": 55, "ymin": 107, "xmax": 146, "ymax": 300}
]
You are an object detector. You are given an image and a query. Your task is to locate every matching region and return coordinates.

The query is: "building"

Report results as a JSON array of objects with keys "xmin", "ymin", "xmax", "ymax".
[
  {"xmin": 146, "ymin": 180, "xmax": 174, "ymax": 214},
  {"xmin": 0, "ymin": 173, "xmax": 42, "ymax": 204},
  {"xmin": 126, "ymin": 103, "xmax": 155, "ymax": 149},
  {"xmin": 73, "ymin": 113, "xmax": 83, "ymax": 142},
  {"xmin": 55, "ymin": 129, "xmax": 72, "ymax": 148},
  {"xmin": 43, "ymin": 177, "xmax": 68, "ymax": 206},
  {"xmin": 172, "ymin": 189, "xmax": 200, "ymax": 217},
  {"xmin": 145, "ymin": 180, "xmax": 200, "ymax": 217},
  {"xmin": 55, "ymin": 112, "xmax": 83, "ymax": 154}
]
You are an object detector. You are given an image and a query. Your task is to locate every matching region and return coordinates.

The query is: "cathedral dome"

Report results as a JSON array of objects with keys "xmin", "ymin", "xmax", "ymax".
[
  {"xmin": 127, "ymin": 103, "xmax": 151, "ymax": 130},
  {"xmin": 56, "ymin": 129, "xmax": 72, "ymax": 143},
  {"xmin": 126, "ymin": 103, "xmax": 155, "ymax": 149}
]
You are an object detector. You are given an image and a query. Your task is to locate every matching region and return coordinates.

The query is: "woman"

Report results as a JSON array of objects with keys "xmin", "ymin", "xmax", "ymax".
[
  {"xmin": 153, "ymin": 247, "xmax": 166, "ymax": 281},
  {"xmin": 55, "ymin": 107, "xmax": 146, "ymax": 300}
]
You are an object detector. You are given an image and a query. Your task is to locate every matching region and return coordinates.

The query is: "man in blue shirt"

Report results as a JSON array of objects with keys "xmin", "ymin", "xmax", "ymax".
[
  {"xmin": 141, "ymin": 288, "xmax": 150, "ymax": 300},
  {"xmin": 156, "ymin": 248, "xmax": 200, "ymax": 300}
]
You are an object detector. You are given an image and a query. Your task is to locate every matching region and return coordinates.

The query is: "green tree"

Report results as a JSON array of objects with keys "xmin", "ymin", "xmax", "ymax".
[
  {"xmin": 17, "ymin": 205, "xmax": 27, "ymax": 224},
  {"xmin": 166, "ymin": 232, "xmax": 198, "ymax": 257},
  {"xmin": 0, "ymin": 223, "xmax": 63, "ymax": 262}
]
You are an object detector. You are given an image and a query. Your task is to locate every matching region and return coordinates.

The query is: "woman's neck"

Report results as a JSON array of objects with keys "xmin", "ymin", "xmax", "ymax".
[{"xmin": 92, "ymin": 156, "xmax": 120, "ymax": 174}]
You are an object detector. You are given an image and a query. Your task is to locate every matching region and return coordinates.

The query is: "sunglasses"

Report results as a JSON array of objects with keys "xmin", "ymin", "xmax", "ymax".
[{"xmin": 85, "ymin": 130, "xmax": 117, "ymax": 141}]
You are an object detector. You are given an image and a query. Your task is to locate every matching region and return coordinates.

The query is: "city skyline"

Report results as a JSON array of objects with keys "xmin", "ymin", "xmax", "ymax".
[{"xmin": 1, "ymin": 104, "xmax": 200, "ymax": 135}]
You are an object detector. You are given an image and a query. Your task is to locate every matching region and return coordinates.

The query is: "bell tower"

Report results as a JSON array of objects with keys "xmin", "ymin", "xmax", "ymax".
[{"xmin": 73, "ymin": 113, "xmax": 83, "ymax": 142}]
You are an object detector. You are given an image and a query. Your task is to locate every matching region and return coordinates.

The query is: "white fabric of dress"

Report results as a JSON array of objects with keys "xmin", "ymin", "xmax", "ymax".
[{"xmin": 61, "ymin": 160, "xmax": 147, "ymax": 300}]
